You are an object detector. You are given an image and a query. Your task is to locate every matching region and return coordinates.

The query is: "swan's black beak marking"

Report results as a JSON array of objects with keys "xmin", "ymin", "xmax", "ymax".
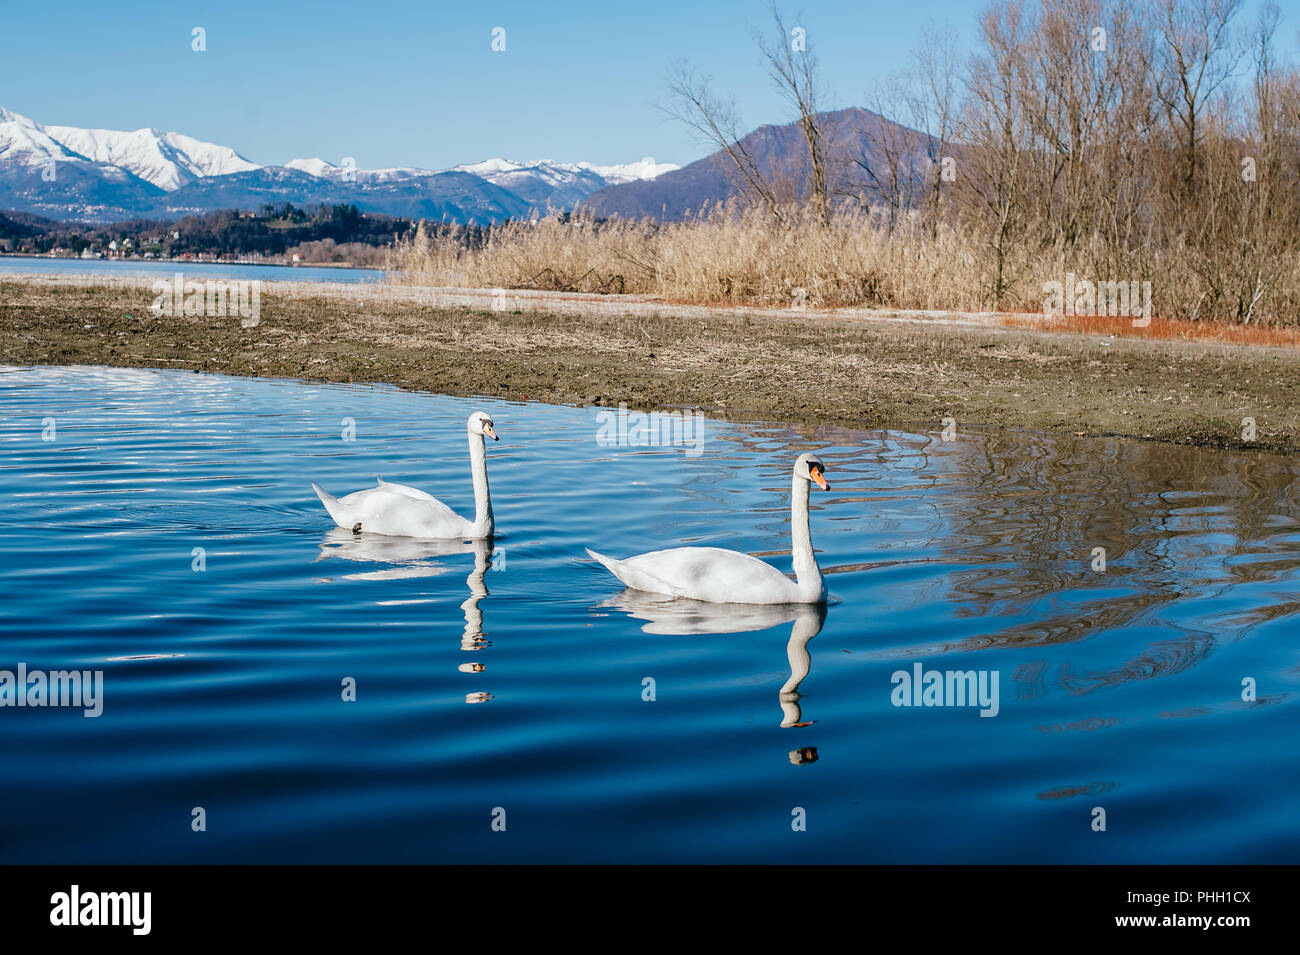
[
  {"xmin": 810, "ymin": 464, "xmax": 829, "ymax": 490},
  {"xmin": 484, "ymin": 424, "xmax": 499, "ymax": 441}
]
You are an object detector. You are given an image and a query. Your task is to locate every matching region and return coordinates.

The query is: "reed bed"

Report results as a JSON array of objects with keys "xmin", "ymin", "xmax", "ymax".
[{"xmin": 388, "ymin": 205, "xmax": 1300, "ymax": 328}]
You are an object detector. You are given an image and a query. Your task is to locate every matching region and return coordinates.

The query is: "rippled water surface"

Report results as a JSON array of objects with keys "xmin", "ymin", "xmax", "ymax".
[{"xmin": 1, "ymin": 364, "xmax": 1297, "ymax": 863}]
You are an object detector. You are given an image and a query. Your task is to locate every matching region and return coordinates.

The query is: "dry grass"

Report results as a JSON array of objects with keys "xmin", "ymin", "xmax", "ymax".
[
  {"xmin": 389, "ymin": 206, "xmax": 985, "ymax": 310},
  {"xmin": 388, "ymin": 205, "xmax": 1300, "ymax": 328}
]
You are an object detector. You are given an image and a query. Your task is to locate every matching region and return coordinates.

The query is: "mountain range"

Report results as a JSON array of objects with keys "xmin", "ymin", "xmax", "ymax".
[
  {"xmin": 0, "ymin": 106, "xmax": 679, "ymax": 224},
  {"xmin": 0, "ymin": 105, "xmax": 919, "ymax": 225}
]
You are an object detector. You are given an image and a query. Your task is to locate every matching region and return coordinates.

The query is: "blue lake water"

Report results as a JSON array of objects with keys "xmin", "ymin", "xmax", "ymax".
[
  {"xmin": 0, "ymin": 255, "xmax": 386, "ymax": 284},
  {"xmin": 0, "ymin": 364, "xmax": 1297, "ymax": 863}
]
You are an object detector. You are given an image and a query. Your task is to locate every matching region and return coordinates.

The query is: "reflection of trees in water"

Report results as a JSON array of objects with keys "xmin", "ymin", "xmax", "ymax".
[
  {"xmin": 1221, "ymin": 600, "xmax": 1300, "ymax": 640},
  {"xmin": 933, "ymin": 431, "xmax": 1296, "ymax": 612},
  {"xmin": 1036, "ymin": 779, "xmax": 1117, "ymax": 801},
  {"xmin": 1012, "ymin": 660, "xmax": 1049, "ymax": 701},
  {"xmin": 717, "ymin": 420, "xmax": 1298, "ymax": 703},
  {"xmin": 1057, "ymin": 627, "xmax": 1215, "ymax": 697},
  {"xmin": 912, "ymin": 430, "xmax": 1297, "ymax": 699}
]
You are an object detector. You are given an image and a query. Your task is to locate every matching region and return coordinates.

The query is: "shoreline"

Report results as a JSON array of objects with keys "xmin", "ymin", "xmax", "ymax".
[
  {"xmin": 1, "ymin": 273, "xmax": 1296, "ymax": 454},
  {"xmin": 0, "ymin": 254, "xmax": 383, "ymax": 272}
]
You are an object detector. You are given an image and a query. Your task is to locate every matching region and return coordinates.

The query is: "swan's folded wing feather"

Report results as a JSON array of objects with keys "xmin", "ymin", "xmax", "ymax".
[
  {"xmin": 621, "ymin": 546, "xmax": 796, "ymax": 603},
  {"xmin": 587, "ymin": 548, "xmax": 692, "ymax": 597},
  {"xmin": 335, "ymin": 485, "xmax": 467, "ymax": 536},
  {"xmin": 372, "ymin": 481, "xmax": 444, "ymax": 504}
]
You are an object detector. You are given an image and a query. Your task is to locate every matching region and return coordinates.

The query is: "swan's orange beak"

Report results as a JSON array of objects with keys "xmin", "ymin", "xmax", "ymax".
[
  {"xmin": 484, "ymin": 424, "xmax": 498, "ymax": 441},
  {"xmin": 811, "ymin": 466, "xmax": 829, "ymax": 490}
]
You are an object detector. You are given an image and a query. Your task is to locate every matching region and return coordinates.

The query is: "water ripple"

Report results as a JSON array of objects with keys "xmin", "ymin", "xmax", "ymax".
[{"xmin": 1, "ymin": 363, "xmax": 1297, "ymax": 863}]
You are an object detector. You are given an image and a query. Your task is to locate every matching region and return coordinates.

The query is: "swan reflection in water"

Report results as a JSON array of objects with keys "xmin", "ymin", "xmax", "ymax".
[
  {"xmin": 314, "ymin": 528, "xmax": 484, "ymax": 580},
  {"xmin": 596, "ymin": 591, "xmax": 827, "ymax": 762},
  {"xmin": 315, "ymin": 530, "xmax": 498, "ymax": 702}
]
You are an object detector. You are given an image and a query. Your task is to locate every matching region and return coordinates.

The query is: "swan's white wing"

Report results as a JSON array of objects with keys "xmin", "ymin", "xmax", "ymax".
[
  {"xmin": 330, "ymin": 486, "xmax": 470, "ymax": 538},
  {"xmin": 590, "ymin": 546, "xmax": 799, "ymax": 604},
  {"xmin": 374, "ymin": 478, "xmax": 443, "ymax": 503}
]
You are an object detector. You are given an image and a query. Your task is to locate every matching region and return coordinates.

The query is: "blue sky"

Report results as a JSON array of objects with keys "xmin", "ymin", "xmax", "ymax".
[{"xmin": 1, "ymin": 0, "xmax": 1290, "ymax": 170}]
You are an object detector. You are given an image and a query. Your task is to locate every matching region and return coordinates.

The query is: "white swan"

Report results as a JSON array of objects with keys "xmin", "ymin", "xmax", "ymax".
[
  {"xmin": 312, "ymin": 411, "xmax": 498, "ymax": 538},
  {"xmin": 586, "ymin": 453, "xmax": 830, "ymax": 604}
]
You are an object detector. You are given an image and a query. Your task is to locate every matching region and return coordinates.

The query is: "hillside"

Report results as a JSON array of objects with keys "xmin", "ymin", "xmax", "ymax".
[{"xmin": 580, "ymin": 107, "xmax": 929, "ymax": 220}]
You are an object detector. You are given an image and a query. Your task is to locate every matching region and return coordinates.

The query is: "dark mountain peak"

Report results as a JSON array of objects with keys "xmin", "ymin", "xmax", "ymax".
[{"xmin": 581, "ymin": 106, "xmax": 922, "ymax": 221}]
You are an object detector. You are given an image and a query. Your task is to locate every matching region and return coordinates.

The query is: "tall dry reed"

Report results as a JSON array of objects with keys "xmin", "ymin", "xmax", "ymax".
[{"xmin": 387, "ymin": 203, "xmax": 1300, "ymax": 324}]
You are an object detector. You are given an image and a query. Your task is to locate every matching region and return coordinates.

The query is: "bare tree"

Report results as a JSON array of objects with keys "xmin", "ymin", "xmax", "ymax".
[
  {"xmin": 857, "ymin": 78, "xmax": 924, "ymax": 233},
  {"xmin": 662, "ymin": 60, "xmax": 787, "ymax": 223},
  {"xmin": 756, "ymin": 5, "xmax": 832, "ymax": 225},
  {"xmin": 1151, "ymin": 0, "xmax": 1245, "ymax": 196},
  {"xmin": 908, "ymin": 27, "xmax": 962, "ymax": 237},
  {"xmin": 958, "ymin": 0, "xmax": 1036, "ymax": 307},
  {"xmin": 663, "ymin": 5, "xmax": 830, "ymax": 226}
]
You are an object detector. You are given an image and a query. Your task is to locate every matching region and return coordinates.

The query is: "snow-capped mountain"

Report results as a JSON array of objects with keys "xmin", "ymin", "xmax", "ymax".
[
  {"xmin": 0, "ymin": 107, "xmax": 258, "ymax": 190},
  {"xmin": 451, "ymin": 158, "xmax": 609, "ymax": 209},
  {"xmin": 450, "ymin": 157, "xmax": 678, "ymax": 207},
  {"xmin": 580, "ymin": 157, "xmax": 677, "ymax": 184},
  {"xmin": 0, "ymin": 107, "xmax": 71, "ymax": 164},
  {"xmin": 0, "ymin": 106, "xmax": 678, "ymax": 223},
  {"xmin": 284, "ymin": 158, "xmax": 435, "ymax": 184},
  {"xmin": 43, "ymin": 125, "xmax": 258, "ymax": 190}
]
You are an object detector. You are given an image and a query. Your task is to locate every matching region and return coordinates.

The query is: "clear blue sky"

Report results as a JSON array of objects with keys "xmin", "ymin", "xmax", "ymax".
[{"xmin": 1, "ymin": 0, "xmax": 1288, "ymax": 169}]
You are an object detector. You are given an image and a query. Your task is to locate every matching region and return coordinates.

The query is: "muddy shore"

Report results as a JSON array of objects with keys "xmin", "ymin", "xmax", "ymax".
[{"xmin": 1, "ymin": 275, "xmax": 1296, "ymax": 454}]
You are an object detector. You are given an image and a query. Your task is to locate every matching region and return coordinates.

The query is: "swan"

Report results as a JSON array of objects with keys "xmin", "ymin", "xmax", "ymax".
[
  {"xmin": 586, "ymin": 453, "xmax": 830, "ymax": 604},
  {"xmin": 311, "ymin": 411, "xmax": 498, "ymax": 539}
]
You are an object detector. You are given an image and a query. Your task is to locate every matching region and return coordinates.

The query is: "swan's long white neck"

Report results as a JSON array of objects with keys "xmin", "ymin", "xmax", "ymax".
[
  {"xmin": 790, "ymin": 474, "xmax": 823, "ymax": 601},
  {"xmin": 468, "ymin": 431, "xmax": 494, "ymax": 536}
]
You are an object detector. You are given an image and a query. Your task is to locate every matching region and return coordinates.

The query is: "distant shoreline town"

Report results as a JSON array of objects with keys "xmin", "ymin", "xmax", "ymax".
[{"xmin": 0, "ymin": 202, "xmax": 412, "ymax": 267}]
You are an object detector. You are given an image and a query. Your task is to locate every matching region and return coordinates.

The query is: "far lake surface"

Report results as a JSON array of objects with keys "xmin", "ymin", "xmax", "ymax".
[
  {"xmin": 0, "ymin": 255, "xmax": 386, "ymax": 284},
  {"xmin": 0, "ymin": 364, "xmax": 1296, "ymax": 863}
]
